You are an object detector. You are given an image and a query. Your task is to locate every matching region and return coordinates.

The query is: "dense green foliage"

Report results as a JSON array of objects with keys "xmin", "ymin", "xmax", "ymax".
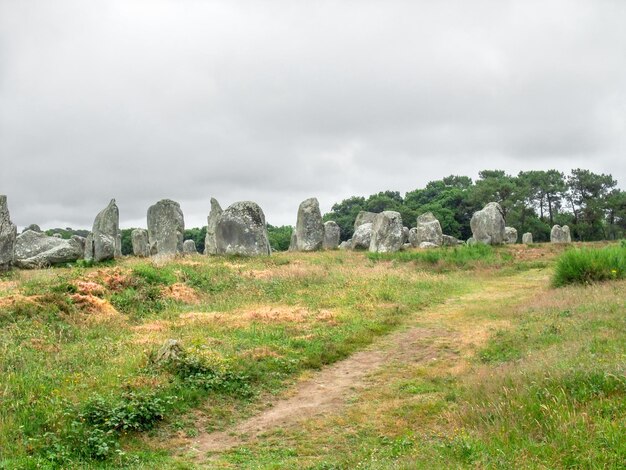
[
  {"xmin": 44, "ymin": 228, "xmax": 90, "ymax": 239},
  {"xmin": 267, "ymin": 224, "xmax": 293, "ymax": 251},
  {"xmin": 324, "ymin": 168, "xmax": 626, "ymax": 242},
  {"xmin": 553, "ymin": 244, "xmax": 626, "ymax": 286}
]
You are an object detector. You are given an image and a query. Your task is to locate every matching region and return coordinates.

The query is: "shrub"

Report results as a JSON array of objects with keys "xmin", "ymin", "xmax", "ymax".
[
  {"xmin": 368, "ymin": 244, "xmax": 497, "ymax": 268},
  {"xmin": 553, "ymin": 245, "xmax": 626, "ymax": 287}
]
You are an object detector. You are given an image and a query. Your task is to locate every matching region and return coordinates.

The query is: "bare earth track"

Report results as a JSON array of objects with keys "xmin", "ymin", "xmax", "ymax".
[{"xmin": 182, "ymin": 269, "xmax": 547, "ymax": 461}]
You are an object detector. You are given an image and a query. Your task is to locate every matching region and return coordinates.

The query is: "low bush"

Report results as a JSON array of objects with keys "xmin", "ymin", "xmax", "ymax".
[
  {"xmin": 553, "ymin": 244, "xmax": 626, "ymax": 287},
  {"xmin": 368, "ymin": 244, "xmax": 498, "ymax": 269}
]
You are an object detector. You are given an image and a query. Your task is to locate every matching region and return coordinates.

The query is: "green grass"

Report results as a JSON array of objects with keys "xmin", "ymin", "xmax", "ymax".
[
  {"xmin": 367, "ymin": 243, "xmax": 508, "ymax": 269},
  {"xmin": 0, "ymin": 252, "xmax": 467, "ymax": 468},
  {"xmin": 553, "ymin": 243, "xmax": 626, "ymax": 286}
]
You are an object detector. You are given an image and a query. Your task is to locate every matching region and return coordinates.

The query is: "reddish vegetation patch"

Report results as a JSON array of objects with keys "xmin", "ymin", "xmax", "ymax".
[
  {"xmin": 0, "ymin": 294, "xmax": 38, "ymax": 309},
  {"xmin": 70, "ymin": 294, "xmax": 120, "ymax": 319},
  {"xmin": 74, "ymin": 281, "xmax": 106, "ymax": 297},
  {"xmin": 162, "ymin": 283, "xmax": 200, "ymax": 304},
  {"xmin": 86, "ymin": 268, "xmax": 132, "ymax": 292}
]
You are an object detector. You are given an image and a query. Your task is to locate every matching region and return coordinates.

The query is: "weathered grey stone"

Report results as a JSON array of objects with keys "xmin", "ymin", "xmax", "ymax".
[
  {"xmin": 522, "ymin": 232, "xmax": 533, "ymax": 244},
  {"xmin": 354, "ymin": 211, "xmax": 377, "ymax": 229},
  {"xmin": 442, "ymin": 234, "xmax": 463, "ymax": 246},
  {"xmin": 131, "ymin": 229, "xmax": 150, "ymax": 257},
  {"xmin": 22, "ymin": 224, "xmax": 41, "ymax": 233},
  {"xmin": 115, "ymin": 233, "xmax": 122, "ymax": 258},
  {"xmin": 14, "ymin": 230, "xmax": 83, "ymax": 269},
  {"xmin": 204, "ymin": 198, "xmax": 223, "ymax": 255},
  {"xmin": 147, "ymin": 199, "xmax": 185, "ymax": 257},
  {"xmin": 288, "ymin": 230, "xmax": 298, "ymax": 252},
  {"xmin": 339, "ymin": 240, "xmax": 351, "ymax": 250},
  {"xmin": 0, "ymin": 196, "xmax": 17, "ymax": 271},
  {"xmin": 419, "ymin": 241, "xmax": 439, "ymax": 249},
  {"xmin": 402, "ymin": 243, "xmax": 412, "ymax": 250},
  {"xmin": 415, "ymin": 212, "xmax": 443, "ymax": 246},
  {"xmin": 84, "ymin": 233, "xmax": 94, "ymax": 262},
  {"xmin": 52, "ymin": 233, "xmax": 62, "ymax": 239},
  {"xmin": 467, "ymin": 237, "xmax": 476, "ymax": 246},
  {"xmin": 294, "ymin": 198, "xmax": 324, "ymax": 251},
  {"xmin": 183, "ymin": 239, "xmax": 197, "ymax": 254},
  {"xmin": 71, "ymin": 235, "xmax": 86, "ymax": 255},
  {"xmin": 408, "ymin": 227, "xmax": 419, "ymax": 247},
  {"xmin": 351, "ymin": 223, "xmax": 373, "ymax": 250},
  {"xmin": 504, "ymin": 227, "xmax": 518, "ymax": 244},
  {"xmin": 215, "ymin": 201, "xmax": 271, "ymax": 256},
  {"xmin": 369, "ymin": 211, "xmax": 403, "ymax": 253},
  {"xmin": 85, "ymin": 199, "xmax": 120, "ymax": 262},
  {"xmin": 403, "ymin": 226, "xmax": 410, "ymax": 243},
  {"xmin": 323, "ymin": 221, "xmax": 341, "ymax": 250},
  {"xmin": 550, "ymin": 225, "xmax": 571, "ymax": 243},
  {"xmin": 470, "ymin": 202, "xmax": 506, "ymax": 245}
]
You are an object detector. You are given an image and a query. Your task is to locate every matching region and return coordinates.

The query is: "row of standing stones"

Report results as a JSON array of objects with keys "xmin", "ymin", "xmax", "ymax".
[{"xmin": 0, "ymin": 195, "xmax": 573, "ymax": 271}]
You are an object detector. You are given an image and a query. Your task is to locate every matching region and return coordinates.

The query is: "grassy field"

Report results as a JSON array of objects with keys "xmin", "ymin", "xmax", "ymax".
[{"xmin": 0, "ymin": 242, "xmax": 624, "ymax": 468}]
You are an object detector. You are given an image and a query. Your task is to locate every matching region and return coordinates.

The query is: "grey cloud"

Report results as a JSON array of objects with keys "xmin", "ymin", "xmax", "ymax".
[{"xmin": 1, "ymin": 0, "xmax": 625, "ymax": 230}]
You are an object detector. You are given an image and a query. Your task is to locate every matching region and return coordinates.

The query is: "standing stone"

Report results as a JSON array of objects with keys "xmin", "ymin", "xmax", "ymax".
[
  {"xmin": 415, "ymin": 212, "xmax": 443, "ymax": 246},
  {"xmin": 0, "ymin": 196, "xmax": 17, "ymax": 271},
  {"xmin": 352, "ymin": 223, "xmax": 373, "ymax": 250},
  {"xmin": 369, "ymin": 211, "xmax": 403, "ymax": 253},
  {"xmin": 402, "ymin": 226, "xmax": 410, "ymax": 244},
  {"xmin": 147, "ymin": 199, "xmax": 185, "ymax": 257},
  {"xmin": 408, "ymin": 227, "xmax": 419, "ymax": 247},
  {"xmin": 354, "ymin": 211, "xmax": 377, "ymax": 229},
  {"xmin": 71, "ymin": 235, "xmax": 86, "ymax": 255},
  {"xmin": 550, "ymin": 225, "xmax": 572, "ymax": 243},
  {"xmin": 131, "ymin": 228, "xmax": 150, "ymax": 257},
  {"xmin": 183, "ymin": 239, "xmax": 197, "ymax": 254},
  {"xmin": 470, "ymin": 202, "xmax": 506, "ymax": 245},
  {"xmin": 215, "ymin": 201, "xmax": 271, "ymax": 256},
  {"xmin": 323, "ymin": 221, "xmax": 341, "ymax": 250},
  {"xmin": 204, "ymin": 198, "xmax": 223, "ymax": 255},
  {"xmin": 85, "ymin": 199, "xmax": 120, "ymax": 262},
  {"xmin": 288, "ymin": 230, "xmax": 298, "ymax": 252},
  {"xmin": 522, "ymin": 232, "xmax": 533, "ymax": 244},
  {"xmin": 504, "ymin": 227, "xmax": 518, "ymax": 244},
  {"xmin": 294, "ymin": 198, "xmax": 324, "ymax": 251},
  {"xmin": 339, "ymin": 240, "xmax": 351, "ymax": 250},
  {"xmin": 14, "ymin": 230, "xmax": 84, "ymax": 268}
]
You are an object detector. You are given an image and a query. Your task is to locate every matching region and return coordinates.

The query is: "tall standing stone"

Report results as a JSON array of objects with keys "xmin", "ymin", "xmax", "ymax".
[
  {"xmin": 183, "ymin": 239, "xmax": 197, "ymax": 254},
  {"xmin": 204, "ymin": 198, "xmax": 223, "ymax": 255},
  {"xmin": 550, "ymin": 225, "xmax": 572, "ymax": 243},
  {"xmin": 215, "ymin": 201, "xmax": 271, "ymax": 256},
  {"xmin": 323, "ymin": 221, "xmax": 341, "ymax": 250},
  {"xmin": 147, "ymin": 199, "xmax": 185, "ymax": 257},
  {"xmin": 293, "ymin": 198, "xmax": 324, "ymax": 252},
  {"xmin": 0, "ymin": 196, "xmax": 17, "ymax": 271},
  {"xmin": 352, "ymin": 223, "xmax": 373, "ymax": 250},
  {"xmin": 470, "ymin": 202, "xmax": 506, "ymax": 245},
  {"xmin": 369, "ymin": 211, "xmax": 403, "ymax": 253},
  {"xmin": 85, "ymin": 199, "xmax": 120, "ymax": 262},
  {"xmin": 415, "ymin": 212, "xmax": 443, "ymax": 246},
  {"xmin": 131, "ymin": 228, "xmax": 150, "ymax": 257},
  {"xmin": 504, "ymin": 227, "xmax": 518, "ymax": 244},
  {"xmin": 522, "ymin": 232, "xmax": 533, "ymax": 244}
]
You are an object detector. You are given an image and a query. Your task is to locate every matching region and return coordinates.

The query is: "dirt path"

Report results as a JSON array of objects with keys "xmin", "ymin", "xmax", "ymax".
[{"xmin": 184, "ymin": 269, "xmax": 547, "ymax": 460}]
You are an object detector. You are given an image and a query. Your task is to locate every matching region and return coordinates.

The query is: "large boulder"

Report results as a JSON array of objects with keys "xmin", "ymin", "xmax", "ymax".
[
  {"xmin": 522, "ymin": 232, "xmax": 533, "ymax": 244},
  {"xmin": 183, "ymin": 239, "xmax": 197, "ymax": 254},
  {"xmin": 14, "ymin": 230, "xmax": 83, "ymax": 269},
  {"xmin": 204, "ymin": 198, "xmax": 223, "ymax": 255},
  {"xmin": 550, "ymin": 225, "xmax": 571, "ymax": 243},
  {"xmin": 415, "ymin": 212, "xmax": 443, "ymax": 246},
  {"xmin": 147, "ymin": 199, "xmax": 185, "ymax": 257},
  {"xmin": 132, "ymin": 228, "xmax": 150, "ymax": 257},
  {"xmin": 293, "ymin": 198, "xmax": 324, "ymax": 251},
  {"xmin": 323, "ymin": 221, "xmax": 341, "ymax": 250},
  {"xmin": 85, "ymin": 199, "xmax": 120, "ymax": 262},
  {"xmin": 0, "ymin": 196, "xmax": 17, "ymax": 271},
  {"xmin": 352, "ymin": 223, "xmax": 373, "ymax": 250},
  {"xmin": 369, "ymin": 211, "xmax": 403, "ymax": 253},
  {"xmin": 215, "ymin": 201, "xmax": 271, "ymax": 256},
  {"xmin": 442, "ymin": 234, "xmax": 463, "ymax": 246},
  {"xmin": 354, "ymin": 211, "xmax": 377, "ymax": 229},
  {"xmin": 504, "ymin": 227, "xmax": 518, "ymax": 244},
  {"xmin": 470, "ymin": 202, "xmax": 506, "ymax": 245}
]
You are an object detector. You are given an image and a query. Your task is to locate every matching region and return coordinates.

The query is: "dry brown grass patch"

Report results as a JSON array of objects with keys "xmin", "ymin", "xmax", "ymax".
[{"xmin": 162, "ymin": 283, "xmax": 200, "ymax": 304}]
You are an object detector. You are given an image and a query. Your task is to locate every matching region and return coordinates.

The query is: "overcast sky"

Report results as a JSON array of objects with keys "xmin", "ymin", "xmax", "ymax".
[{"xmin": 1, "ymin": 0, "xmax": 625, "ymax": 230}]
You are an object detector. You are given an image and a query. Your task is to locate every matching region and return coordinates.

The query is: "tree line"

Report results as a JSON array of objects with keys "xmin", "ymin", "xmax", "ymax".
[{"xmin": 323, "ymin": 168, "xmax": 626, "ymax": 243}]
